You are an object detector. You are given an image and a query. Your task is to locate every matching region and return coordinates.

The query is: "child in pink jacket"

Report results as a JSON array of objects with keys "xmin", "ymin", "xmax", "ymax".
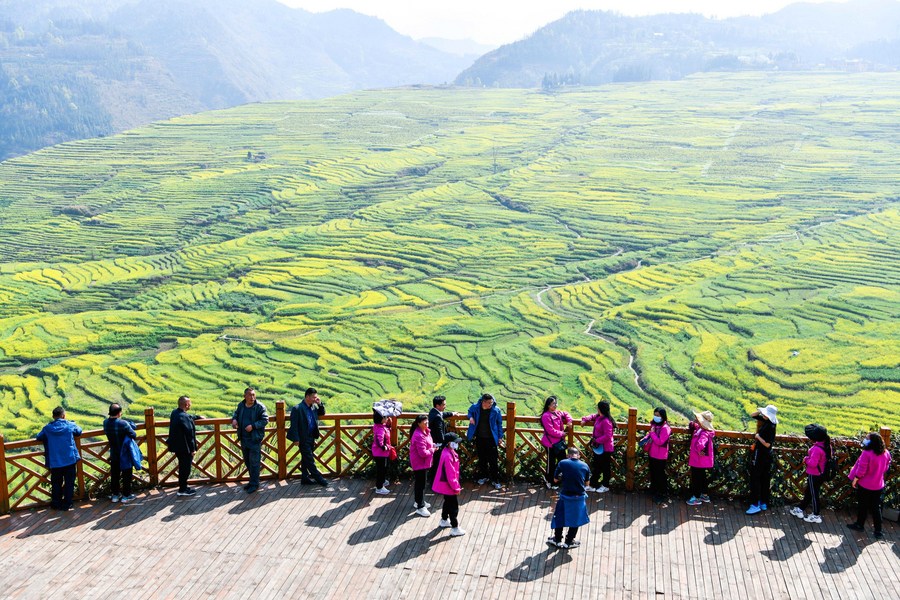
[
  {"xmin": 640, "ymin": 407, "xmax": 672, "ymax": 503},
  {"xmin": 409, "ymin": 414, "xmax": 436, "ymax": 516},
  {"xmin": 790, "ymin": 424, "xmax": 830, "ymax": 524},
  {"xmin": 371, "ymin": 411, "xmax": 393, "ymax": 494},
  {"xmin": 432, "ymin": 432, "xmax": 465, "ymax": 537},
  {"xmin": 847, "ymin": 432, "xmax": 892, "ymax": 538},
  {"xmin": 686, "ymin": 410, "xmax": 715, "ymax": 506},
  {"xmin": 581, "ymin": 400, "xmax": 614, "ymax": 492}
]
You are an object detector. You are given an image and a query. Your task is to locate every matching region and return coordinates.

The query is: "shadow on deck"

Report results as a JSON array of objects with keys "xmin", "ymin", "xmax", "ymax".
[{"xmin": 0, "ymin": 478, "xmax": 896, "ymax": 599}]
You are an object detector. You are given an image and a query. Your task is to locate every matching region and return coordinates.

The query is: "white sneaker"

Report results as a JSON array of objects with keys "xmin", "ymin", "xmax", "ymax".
[
  {"xmin": 110, "ymin": 495, "xmax": 121, "ymax": 503},
  {"xmin": 449, "ymin": 527, "xmax": 466, "ymax": 537},
  {"xmin": 584, "ymin": 486, "xmax": 597, "ymax": 493},
  {"xmin": 438, "ymin": 519, "xmax": 452, "ymax": 528},
  {"xmin": 596, "ymin": 486, "xmax": 610, "ymax": 493},
  {"xmin": 790, "ymin": 507, "xmax": 805, "ymax": 518},
  {"xmin": 415, "ymin": 507, "xmax": 431, "ymax": 517},
  {"xmin": 120, "ymin": 494, "xmax": 136, "ymax": 503},
  {"xmin": 804, "ymin": 514, "xmax": 822, "ymax": 524},
  {"xmin": 375, "ymin": 487, "xmax": 390, "ymax": 495},
  {"xmin": 413, "ymin": 501, "xmax": 432, "ymax": 509}
]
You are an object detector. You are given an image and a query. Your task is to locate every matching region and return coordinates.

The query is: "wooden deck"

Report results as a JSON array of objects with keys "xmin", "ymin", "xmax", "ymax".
[{"xmin": 0, "ymin": 478, "xmax": 896, "ymax": 599}]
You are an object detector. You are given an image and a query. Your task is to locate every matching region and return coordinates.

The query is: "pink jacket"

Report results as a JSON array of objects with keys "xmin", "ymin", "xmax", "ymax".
[
  {"xmin": 409, "ymin": 427, "xmax": 435, "ymax": 471},
  {"xmin": 371, "ymin": 423, "xmax": 392, "ymax": 458},
  {"xmin": 582, "ymin": 413, "xmax": 614, "ymax": 452},
  {"xmin": 804, "ymin": 442, "xmax": 827, "ymax": 476},
  {"xmin": 688, "ymin": 425, "xmax": 715, "ymax": 469},
  {"xmin": 848, "ymin": 449, "xmax": 891, "ymax": 491},
  {"xmin": 432, "ymin": 446, "xmax": 461, "ymax": 496},
  {"xmin": 540, "ymin": 410, "xmax": 572, "ymax": 447},
  {"xmin": 644, "ymin": 422, "xmax": 672, "ymax": 461}
]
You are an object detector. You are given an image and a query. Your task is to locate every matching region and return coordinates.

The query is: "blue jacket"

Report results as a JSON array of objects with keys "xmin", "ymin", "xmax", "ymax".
[
  {"xmin": 36, "ymin": 419, "xmax": 82, "ymax": 469},
  {"xmin": 466, "ymin": 400, "xmax": 504, "ymax": 444},
  {"xmin": 104, "ymin": 417, "xmax": 137, "ymax": 455}
]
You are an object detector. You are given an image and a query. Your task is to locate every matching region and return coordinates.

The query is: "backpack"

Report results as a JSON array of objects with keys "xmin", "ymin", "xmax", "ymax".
[{"xmin": 822, "ymin": 444, "xmax": 837, "ymax": 481}]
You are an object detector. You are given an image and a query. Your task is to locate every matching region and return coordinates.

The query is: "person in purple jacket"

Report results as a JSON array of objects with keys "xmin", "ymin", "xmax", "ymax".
[
  {"xmin": 790, "ymin": 424, "xmax": 831, "ymax": 524},
  {"xmin": 581, "ymin": 400, "xmax": 615, "ymax": 493},
  {"xmin": 540, "ymin": 396, "xmax": 572, "ymax": 490},
  {"xmin": 432, "ymin": 432, "xmax": 466, "ymax": 537},
  {"xmin": 409, "ymin": 414, "xmax": 436, "ymax": 517},
  {"xmin": 847, "ymin": 432, "xmax": 892, "ymax": 539},
  {"xmin": 371, "ymin": 411, "xmax": 394, "ymax": 494},
  {"xmin": 640, "ymin": 408, "xmax": 672, "ymax": 503},
  {"xmin": 686, "ymin": 410, "xmax": 715, "ymax": 506}
]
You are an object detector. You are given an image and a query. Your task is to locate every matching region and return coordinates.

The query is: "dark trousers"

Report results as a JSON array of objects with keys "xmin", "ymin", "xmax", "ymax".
[
  {"xmin": 690, "ymin": 467, "xmax": 709, "ymax": 497},
  {"xmin": 475, "ymin": 437, "xmax": 499, "ymax": 482},
  {"xmin": 798, "ymin": 474, "xmax": 824, "ymax": 515},
  {"xmin": 546, "ymin": 445, "xmax": 565, "ymax": 484},
  {"xmin": 413, "ymin": 469, "xmax": 427, "ymax": 508},
  {"xmin": 50, "ymin": 463, "xmax": 77, "ymax": 509},
  {"xmin": 442, "ymin": 494, "xmax": 459, "ymax": 527},
  {"xmin": 300, "ymin": 440, "xmax": 323, "ymax": 481},
  {"xmin": 749, "ymin": 458, "xmax": 772, "ymax": 506},
  {"xmin": 109, "ymin": 454, "xmax": 132, "ymax": 497},
  {"xmin": 428, "ymin": 446, "xmax": 444, "ymax": 484},
  {"xmin": 553, "ymin": 526, "xmax": 579, "ymax": 544},
  {"xmin": 854, "ymin": 486, "xmax": 884, "ymax": 533},
  {"xmin": 241, "ymin": 442, "xmax": 262, "ymax": 487},
  {"xmin": 648, "ymin": 457, "xmax": 667, "ymax": 497},
  {"xmin": 374, "ymin": 456, "xmax": 388, "ymax": 489},
  {"xmin": 176, "ymin": 451, "xmax": 193, "ymax": 492},
  {"xmin": 590, "ymin": 452, "xmax": 611, "ymax": 488}
]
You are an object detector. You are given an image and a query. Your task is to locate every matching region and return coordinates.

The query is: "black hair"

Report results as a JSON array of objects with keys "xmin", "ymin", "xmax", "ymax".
[
  {"xmin": 542, "ymin": 396, "xmax": 558, "ymax": 414},
  {"xmin": 372, "ymin": 410, "xmax": 383, "ymax": 425},
  {"xmin": 654, "ymin": 407, "xmax": 667, "ymax": 423},
  {"xmin": 480, "ymin": 393, "xmax": 494, "ymax": 402},
  {"xmin": 432, "ymin": 395, "xmax": 446, "ymax": 408},
  {"xmin": 410, "ymin": 414, "xmax": 428, "ymax": 436},
  {"xmin": 305, "ymin": 387, "xmax": 317, "ymax": 398},
  {"xmin": 597, "ymin": 400, "xmax": 611, "ymax": 421},
  {"xmin": 867, "ymin": 432, "xmax": 886, "ymax": 455},
  {"xmin": 52, "ymin": 406, "xmax": 66, "ymax": 420},
  {"xmin": 244, "ymin": 387, "xmax": 254, "ymax": 394},
  {"xmin": 109, "ymin": 403, "xmax": 122, "ymax": 417}
]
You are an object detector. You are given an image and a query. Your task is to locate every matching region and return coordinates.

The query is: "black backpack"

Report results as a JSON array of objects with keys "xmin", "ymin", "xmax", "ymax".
[{"xmin": 822, "ymin": 443, "xmax": 837, "ymax": 481}]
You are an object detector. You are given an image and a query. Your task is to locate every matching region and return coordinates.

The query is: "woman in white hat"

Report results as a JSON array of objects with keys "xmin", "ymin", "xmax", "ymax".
[{"xmin": 746, "ymin": 404, "xmax": 778, "ymax": 515}]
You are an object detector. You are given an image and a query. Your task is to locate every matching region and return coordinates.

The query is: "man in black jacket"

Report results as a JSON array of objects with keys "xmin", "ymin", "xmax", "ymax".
[
  {"xmin": 287, "ymin": 387, "xmax": 328, "ymax": 486},
  {"xmin": 428, "ymin": 395, "xmax": 459, "ymax": 483},
  {"xmin": 104, "ymin": 403, "xmax": 137, "ymax": 503},
  {"xmin": 168, "ymin": 396, "xmax": 199, "ymax": 497},
  {"xmin": 232, "ymin": 387, "xmax": 269, "ymax": 493}
]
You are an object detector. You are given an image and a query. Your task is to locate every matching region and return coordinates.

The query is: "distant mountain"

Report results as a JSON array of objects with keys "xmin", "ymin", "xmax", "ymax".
[
  {"xmin": 456, "ymin": 0, "xmax": 900, "ymax": 88},
  {"xmin": 0, "ymin": 0, "xmax": 474, "ymax": 160},
  {"xmin": 418, "ymin": 37, "xmax": 497, "ymax": 59}
]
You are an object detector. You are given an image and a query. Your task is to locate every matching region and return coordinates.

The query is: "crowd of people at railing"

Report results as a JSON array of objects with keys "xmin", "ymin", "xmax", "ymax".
[{"xmin": 31, "ymin": 387, "xmax": 893, "ymax": 547}]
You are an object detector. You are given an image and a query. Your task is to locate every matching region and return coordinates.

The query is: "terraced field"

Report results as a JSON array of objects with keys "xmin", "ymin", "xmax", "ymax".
[{"xmin": 0, "ymin": 73, "xmax": 897, "ymax": 439}]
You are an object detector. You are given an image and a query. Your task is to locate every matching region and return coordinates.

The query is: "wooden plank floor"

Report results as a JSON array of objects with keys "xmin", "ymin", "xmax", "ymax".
[{"xmin": 0, "ymin": 479, "xmax": 897, "ymax": 599}]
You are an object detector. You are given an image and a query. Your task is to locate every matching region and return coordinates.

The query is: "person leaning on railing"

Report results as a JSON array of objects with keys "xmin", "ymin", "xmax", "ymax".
[
  {"xmin": 287, "ymin": 387, "xmax": 328, "ymax": 487},
  {"xmin": 231, "ymin": 387, "xmax": 268, "ymax": 494},
  {"xmin": 36, "ymin": 406, "xmax": 83, "ymax": 511},
  {"xmin": 104, "ymin": 403, "xmax": 137, "ymax": 503},
  {"xmin": 581, "ymin": 400, "xmax": 614, "ymax": 493},
  {"xmin": 540, "ymin": 395, "xmax": 572, "ymax": 491}
]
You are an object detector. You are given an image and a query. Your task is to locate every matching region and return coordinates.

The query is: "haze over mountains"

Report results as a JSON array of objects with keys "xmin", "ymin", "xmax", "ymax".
[{"xmin": 1, "ymin": 0, "xmax": 899, "ymax": 160}]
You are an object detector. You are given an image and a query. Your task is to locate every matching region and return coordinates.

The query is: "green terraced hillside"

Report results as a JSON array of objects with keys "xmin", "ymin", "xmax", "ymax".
[{"xmin": 0, "ymin": 72, "xmax": 898, "ymax": 439}]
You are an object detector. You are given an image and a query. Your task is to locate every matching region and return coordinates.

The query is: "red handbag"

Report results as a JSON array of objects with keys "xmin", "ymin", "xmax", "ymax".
[{"xmin": 388, "ymin": 446, "xmax": 398, "ymax": 461}]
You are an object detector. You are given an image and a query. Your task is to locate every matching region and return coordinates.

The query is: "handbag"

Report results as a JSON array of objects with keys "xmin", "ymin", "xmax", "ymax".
[
  {"xmin": 638, "ymin": 437, "xmax": 651, "ymax": 451},
  {"xmin": 551, "ymin": 440, "xmax": 567, "ymax": 455},
  {"xmin": 388, "ymin": 446, "xmax": 398, "ymax": 461}
]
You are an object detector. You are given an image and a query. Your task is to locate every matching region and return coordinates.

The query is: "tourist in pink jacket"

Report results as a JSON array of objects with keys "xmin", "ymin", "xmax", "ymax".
[
  {"xmin": 540, "ymin": 396, "xmax": 572, "ymax": 489},
  {"xmin": 581, "ymin": 400, "xmax": 615, "ymax": 493},
  {"xmin": 432, "ymin": 432, "xmax": 466, "ymax": 537},
  {"xmin": 686, "ymin": 410, "xmax": 715, "ymax": 506},
  {"xmin": 790, "ymin": 424, "xmax": 830, "ymax": 524},
  {"xmin": 409, "ymin": 415, "xmax": 436, "ymax": 517},
  {"xmin": 847, "ymin": 432, "xmax": 892, "ymax": 539},
  {"xmin": 640, "ymin": 407, "xmax": 672, "ymax": 503},
  {"xmin": 371, "ymin": 411, "xmax": 393, "ymax": 494}
]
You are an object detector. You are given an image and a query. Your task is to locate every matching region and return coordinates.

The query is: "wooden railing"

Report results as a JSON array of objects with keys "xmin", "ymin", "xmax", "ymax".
[{"xmin": 1, "ymin": 402, "xmax": 894, "ymax": 514}]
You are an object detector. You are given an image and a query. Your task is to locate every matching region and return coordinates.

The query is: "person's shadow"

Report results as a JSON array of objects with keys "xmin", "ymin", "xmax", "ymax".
[
  {"xmin": 641, "ymin": 501, "xmax": 684, "ymax": 538},
  {"xmin": 347, "ymin": 494, "xmax": 405, "ymax": 546},
  {"xmin": 760, "ymin": 531, "xmax": 813, "ymax": 561},
  {"xmin": 820, "ymin": 531, "xmax": 871, "ymax": 574},
  {"xmin": 701, "ymin": 504, "xmax": 749, "ymax": 546},
  {"xmin": 504, "ymin": 548, "xmax": 573, "ymax": 582},
  {"xmin": 375, "ymin": 528, "xmax": 449, "ymax": 568},
  {"xmin": 306, "ymin": 492, "xmax": 369, "ymax": 529}
]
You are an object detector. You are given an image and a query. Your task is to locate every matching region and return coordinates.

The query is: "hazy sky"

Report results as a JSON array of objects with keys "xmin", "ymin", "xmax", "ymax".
[{"xmin": 277, "ymin": 0, "xmax": 836, "ymax": 45}]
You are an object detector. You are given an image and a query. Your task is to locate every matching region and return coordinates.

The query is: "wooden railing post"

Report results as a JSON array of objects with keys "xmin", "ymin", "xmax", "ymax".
[
  {"xmin": 0, "ymin": 433, "xmax": 9, "ymax": 514},
  {"xmin": 625, "ymin": 407, "xmax": 638, "ymax": 492},
  {"xmin": 276, "ymin": 401, "xmax": 287, "ymax": 479},
  {"xmin": 880, "ymin": 427, "xmax": 891, "ymax": 450},
  {"xmin": 506, "ymin": 401, "xmax": 516, "ymax": 479},
  {"xmin": 214, "ymin": 423, "xmax": 223, "ymax": 482},
  {"xmin": 75, "ymin": 436, "xmax": 86, "ymax": 501},
  {"xmin": 335, "ymin": 418, "xmax": 343, "ymax": 475},
  {"xmin": 144, "ymin": 407, "xmax": 158, "ymax": 486}
]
